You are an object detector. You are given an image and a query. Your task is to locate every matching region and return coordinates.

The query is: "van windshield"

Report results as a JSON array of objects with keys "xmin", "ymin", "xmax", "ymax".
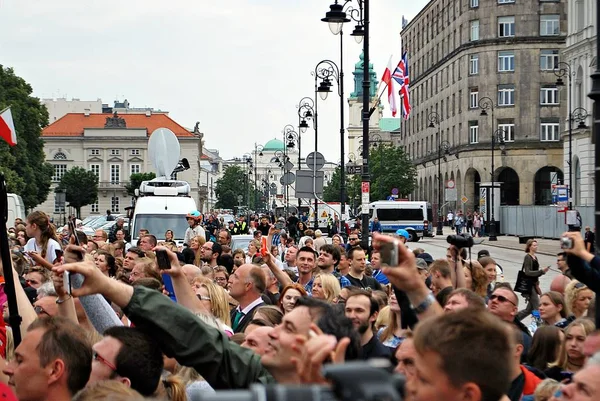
[
  {"xmin": 133, "ymin": 214, "xmax": 189, "ymax": 240},
  {"xmin": 376, "ymin": 208, "xmax": 424, "ymax": 221}
]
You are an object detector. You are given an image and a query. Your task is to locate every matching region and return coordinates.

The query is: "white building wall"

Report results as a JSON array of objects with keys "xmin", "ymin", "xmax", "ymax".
[{"xmin": 42, "ymin": 98, "xmax": 103, "ymax": 123}]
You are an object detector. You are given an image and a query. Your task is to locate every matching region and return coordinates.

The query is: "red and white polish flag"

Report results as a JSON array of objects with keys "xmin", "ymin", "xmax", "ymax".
[{"xmin": 0, "ymin": 107, "xmax": 17, "ymax": 147}]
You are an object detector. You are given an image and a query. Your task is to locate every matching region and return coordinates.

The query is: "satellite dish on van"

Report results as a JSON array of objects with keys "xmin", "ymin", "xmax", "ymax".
[{"xmin": 148, "ymin": 128, "xmax": 180, "ymax": 178}]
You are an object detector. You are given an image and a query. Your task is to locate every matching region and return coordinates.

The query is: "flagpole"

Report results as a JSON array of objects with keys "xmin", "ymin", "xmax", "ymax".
[{"xmin": 0, "ymin": 173, "xmax": 22, "ymax": 346}]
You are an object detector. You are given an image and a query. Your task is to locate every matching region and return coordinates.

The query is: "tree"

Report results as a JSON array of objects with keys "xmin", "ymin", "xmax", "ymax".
[
  {"xmin": 323, "ymin": 166, "xmax": 361, "ymax": 215},
  {"xmin": 0, "ymin": 65, "xmax": 53, "ymax": 210},
  {"xmin": 126, "ymin": 172, "xmax": 156, "ymax": 196},
  {"xmin": 370, "ymin": 144, "xmax": 417, "ymax": 201},
  {"xmin": 215, "ymin": 165, "xmax": 258, "ymax": 210},
  {"xmin": 57, "ymin": 167, "xmax": 99, "ymax": 218}
]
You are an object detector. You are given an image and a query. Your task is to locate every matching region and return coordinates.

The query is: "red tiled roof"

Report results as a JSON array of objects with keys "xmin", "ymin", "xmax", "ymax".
[{"xmin": 42, "ymin": 113, "xmax": 194, "ymax": 137}]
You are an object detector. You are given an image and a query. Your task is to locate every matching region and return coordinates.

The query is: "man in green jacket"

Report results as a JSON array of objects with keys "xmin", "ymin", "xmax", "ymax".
[{"xmin": 56, "ymin": 246, "xmax": 359, "ymax": 390}]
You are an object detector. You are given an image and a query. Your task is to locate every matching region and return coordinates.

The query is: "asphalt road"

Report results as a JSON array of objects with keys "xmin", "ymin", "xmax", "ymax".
[{"xmin": 409, "ymin": 236, "xmax": 562, "ymax": 309}]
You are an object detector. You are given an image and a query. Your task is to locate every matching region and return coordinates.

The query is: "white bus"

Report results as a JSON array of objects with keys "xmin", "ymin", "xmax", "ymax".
[{"xmin": 369, "ymin": 200, "xmax": 433, "ymax": 242}]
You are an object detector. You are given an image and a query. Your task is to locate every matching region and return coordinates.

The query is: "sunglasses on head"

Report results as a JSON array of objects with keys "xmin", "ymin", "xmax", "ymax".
[
  {"xmin": 490, "ymin": 294, "xmax": 517, "ymax": 306},
  {"xmin": 574, "ymin": 282, "xmax": 587, "ymax": 289}
]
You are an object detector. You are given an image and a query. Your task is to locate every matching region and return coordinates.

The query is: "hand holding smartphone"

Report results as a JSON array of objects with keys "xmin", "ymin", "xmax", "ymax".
[{"xmin": 156, "ymin": 249, "xmax": 171, "ymax": 270}]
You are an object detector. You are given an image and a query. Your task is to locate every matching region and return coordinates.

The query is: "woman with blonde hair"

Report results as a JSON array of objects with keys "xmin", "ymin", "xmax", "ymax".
[
  {"xmin": 195, "ymin": 281, "xmax": 233, "ymax": 330},
  {"xmin": 72, "ymin": 381, "xmax": 144, "ymax": 401},
  {"xmin": 190, "ymin": 235, "xmax": 206, "ymax": 267},
  {"xmin": 545, "ymin": 318, "xmax": 596, "ymax": 381},
  {"xmin": 463, "ymin": 261, "xmax": 488, "ymax": 298},
  {"xmin": 311, "ymin": 273, "xmax": 341, "ymax": 303},
  {"xmin": 246, "ymin": 240, "xmax": 260, "ymax": 264},
  {"xmin": 538, "ymin": 291, "xmax": 571, "ymax": 327},
  {"xmin": 377, "ymin": 292, "xmax": 404, "ymax": 351},
  {"xmin": 564, "ymin": 281, "xmax": 594, "ymax": 319}
]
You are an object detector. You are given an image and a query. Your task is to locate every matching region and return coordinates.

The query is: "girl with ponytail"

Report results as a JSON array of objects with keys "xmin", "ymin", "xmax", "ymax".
[{"xmin": 24, "ymin": 211, "xmax": 61, "ymax": 264}]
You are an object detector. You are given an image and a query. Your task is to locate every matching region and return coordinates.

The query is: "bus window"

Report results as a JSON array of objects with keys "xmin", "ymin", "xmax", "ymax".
[{"xmin": 376, "ymin": 208, "xmax": 424, "ymax": 221}]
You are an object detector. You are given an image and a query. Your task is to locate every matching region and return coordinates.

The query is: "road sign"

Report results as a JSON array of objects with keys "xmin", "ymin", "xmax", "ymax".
[
  {"xmin": 237, "ymin": 195, "xmax": 243, "ymax": 202},
  {"xmin": 284, "ymin": 161, "xmax": 294, "ymax": 172},
  {"xmin": 391, "ymin": 187, "xmax": 399, "ymax": 195},
  {"xmin": 305, "ymin": 152, "xmax": 325, "ymax": 170},
  {"xmin": 387, "ymin": 195, "xmax": 395, "ymax": 201},
  {"xmin": 346, "ymin": 165, "xmax": 362, "ymax": 175},
  {"xmin": 362, "ymin": 182, "xmax": 370, "ymax": 193},
  {"xmin": 446, "ymin": 180, "xmax": 455, "ymax": 189},
  {"xmin": 270, "ymin": 183, "xmax": 277, "ymax": 189},
  {"xmin": 281, "ymin": 172, "xmax": 296, "ymax": 185},
  {"xmin": 295, "ymin": 170, "xmax": 325, "ymax": 198},
  {"xmin": 445, "ymin": 188, "xmax": 457, "ymax": 202},
  {"xmin": 461, "ymin": 196, "xmax": 469, "ymax": 204}
]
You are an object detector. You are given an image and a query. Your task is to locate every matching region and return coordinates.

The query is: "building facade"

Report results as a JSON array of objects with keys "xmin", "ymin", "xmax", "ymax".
[
  {"xmin": 400, "ymin": 0, "xmax": 567, "ymax": 213},
  {"xmin": 561, "ymin": 0, "xmax": 597, "ymax": 206},
  {"xmin": 40, "ymin": 111, "xmax": 202, "ymax": 220}
]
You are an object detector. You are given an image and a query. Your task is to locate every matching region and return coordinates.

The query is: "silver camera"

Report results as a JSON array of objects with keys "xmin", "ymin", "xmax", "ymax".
[{"xmin": 560, "ymin": 237, "xmax": 573, "ymax": 249}]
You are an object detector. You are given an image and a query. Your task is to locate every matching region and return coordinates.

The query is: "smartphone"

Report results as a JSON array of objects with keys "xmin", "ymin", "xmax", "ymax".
[
  {"xmin": 63, "ymin": 271, "xmax": 72, "ymax": 296},
  {"xmin": 55, "ymin": 249, "xmax": 64, "ymax": 263},
  {"xmin": 379, "ymin": 239, "xmax": 399, "ymax": 267},
  {"xmin": 67, "ymin": 221, "xmax": 84, "ymax": 260},
  {"xmin": 559, "ymin": 371, "xmax": 573, "ymax": 382},
  {"xmin": 275, "ymin": 222, "xmax": 284, "ymax": 230},
  {"xmin": 260, "ymin": 236, "xmax": 268, "ymax": 257},
  {"xmin": 156, "ymin": 249, "xmax": 171, "ymax": 270}
]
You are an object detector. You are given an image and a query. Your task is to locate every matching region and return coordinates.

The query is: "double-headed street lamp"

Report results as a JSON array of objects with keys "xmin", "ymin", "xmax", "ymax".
[
  {"xmin": 479, "ymin": 96, "xmax": 503, "ymax": 241},
  {"xmin": 322, "ymin": 0, "xmax": 370, "ymax": 246},
  {"xmin": 555, "ymin": 62, "xmax": 589, "ymax": 210},
  {"xmin": 242, "ymin": 153, "xmax": 253, "ymax": 208},
  {"xmin": 273, "ymin": 150, "xmax": 290, "ymax": 212},
  {"xmin": 315, "ymin": 59, "xmax": 347, "ymax": 234},
  {"xmin": 297, "ymin": 96, "xmax": 316, "ymax": 214},
  {"xmin": 427, "ymin": 112, "xmax": 450, "ymax": 236},
  {"xmin": 283, "ymin": 124, "xmax": 299, "ymax": 214},
  {"xmin": 253, "ymin": 144, "xmax": 264, "ymax": 210},
  {"xmin": 370, "ymin": 134, "xmax": 384, "ymax": 199}
]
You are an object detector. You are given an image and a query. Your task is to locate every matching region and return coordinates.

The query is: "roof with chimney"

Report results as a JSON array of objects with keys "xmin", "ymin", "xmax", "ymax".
[{"xmin": 41, "ymin": 112, "xmax": 194, "ymax": 137}]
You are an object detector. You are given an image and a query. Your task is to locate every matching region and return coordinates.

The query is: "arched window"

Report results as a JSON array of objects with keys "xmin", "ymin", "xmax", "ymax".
[{"xmin": 53, "ymin": 152, "xmax": 67, "ymax": 160}]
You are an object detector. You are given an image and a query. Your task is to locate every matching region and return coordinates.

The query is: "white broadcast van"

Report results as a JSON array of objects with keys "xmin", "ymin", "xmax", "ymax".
[{"xmin": 129, "ymin": 127, "xmax": 197, "ymax": 247}]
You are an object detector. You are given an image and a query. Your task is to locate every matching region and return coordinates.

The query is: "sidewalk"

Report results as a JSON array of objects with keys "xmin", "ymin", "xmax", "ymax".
[{"xmin": 432, "ymin": 227, "xmax": 561, "ymax": 256}]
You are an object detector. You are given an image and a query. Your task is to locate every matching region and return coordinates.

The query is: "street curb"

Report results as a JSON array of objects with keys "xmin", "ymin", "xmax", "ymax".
[{"xmin": 428, "ymin": 236, "xmax": 558, "ymax": 257}]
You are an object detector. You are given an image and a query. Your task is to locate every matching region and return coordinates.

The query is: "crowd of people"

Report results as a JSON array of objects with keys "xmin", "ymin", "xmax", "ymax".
[{"xmin": 0, "ymin": 209, "xmax": 599, "ymax": 401}]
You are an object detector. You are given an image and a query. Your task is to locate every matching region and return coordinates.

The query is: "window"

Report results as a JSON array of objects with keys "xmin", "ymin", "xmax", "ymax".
[
  {"xmin": 130, "ymin": 164, "xmax": 141, "ymax": 176},
  {"xmin": 90, "ymin": 149, "xmax": 100, "ymax": 156},
  {"xmin": 89, "ymin": 164, "xmax": 101, "ymax": 179},
  {"xmin": 498, "ymin": 16, "xmax": 515, "ymax": 37},
  {"xmin": 53, "ymin": 193, "xmax": 65, "ymax": 214},
  {"xmin": 498, "ymin": 123, "xmax": 515, "ymax": 142},
  {"xmin": 470, "ymin": 20, "xmax": 479, "ymax": 41},
  {"xmin": 110, "ymin": 165, "xmax": 120, "ymax": 184},
  {"xmin": 498, "ymin": 0, "xmax": 515, "ymax": 3},
  {"xmin": 90, "ymin": 202, "xmax": 99, "ymax": 214},
  {"xmin": 111, "ymin": 197, "xmax": 120, "ymax": 213},
  {"xmin": 498, "ymin": 51, "xmax": 515, "ymax": 72},
  {"xmin": 540, "ymin": 86, "xmax": 559, "ymax": 105},
  {"xmin": 469, "ymin": 122, "xmax": 479, "ymax": 144},
  {"xmin": 540, "ymin": 15, "xmax": 560, "ymax": 36},
  {"xmin": 540, "ymin": 120, "xmax": 560, "ymax": 141},
  {"xmin": 52, "ymin": 164, "xmax": 67, "ymax": 182},
  {"xmin": 498, "ymin": 85, "xmax": 515, "ymax": 106},
  {"xmin": 110, "ymin": 149, "xmax": 121, "ymax": 156},
  {"xmin": 540, "ymin": 50, "xmax": 559, "ymax": 71},
  {"xmin": 53, "ymin": 152, "xmax": 67, "ymax": 160},
  {"xmin": 469, "ymin": 54, "xmax": 479, "ymax": 75},
  {"xmin": 470, "ymin": 0, "xmax": 479, "ymax": 8},
  {"xmin": 469, "ymin": 88, "xmax": 479, "ymax": 109},
  {"xmin": 130, "ymin": 149, "xmax": 140, "ymax": 156}
]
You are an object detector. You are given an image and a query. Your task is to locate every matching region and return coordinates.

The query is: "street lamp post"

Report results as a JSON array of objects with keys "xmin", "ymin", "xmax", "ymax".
[
  {"xmin": 273, "ymin": 150, "xmax": 288, "ymax": 214},
  {"xmin": 297, "ymin": 97, "xmax": 315, "ymax": 209},
  {"xmin": 322, "ymin": 0, "xmax": 370, "ymax": 247},
  {"xmin": 283, "ymin": 124, "xmax": 298, "ymax": 216},
  {"xmin": 369, "ymin": 134, "xmax": 383, "ymax": 199},
  {"xmin": 479, "ymin": 96, "xmax": 501, "ymax": 240},
  {"xmin": 427, "ymin": 111, "xmax": 450, "ymax": 236},
  {"xmin": 315, "ymin": 59, "xmax": 348, "ymax": 234},
  {"xmin": 555, "ymin": 62, "xmax": 576, "ymax": 210},
  {"xmin": 253, "ymin": 144, "xmax": 264, "ymax": 211},
  {"xmin": 242, "ymin": 154, "xmax": 253, "ymax": 209}
]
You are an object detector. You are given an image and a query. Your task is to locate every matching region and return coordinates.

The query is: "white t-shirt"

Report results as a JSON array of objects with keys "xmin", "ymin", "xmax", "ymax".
[{"xmin": 24, "ymin": 238, "xmax": 62, "ymax": 264}]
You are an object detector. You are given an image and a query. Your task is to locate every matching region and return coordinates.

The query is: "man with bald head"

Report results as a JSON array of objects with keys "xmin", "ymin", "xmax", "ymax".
[
  {"xmin": 182, "ymin": 264, "xmax": 203, "ymax": 284},
  {"xmin": 228, "ymin": 264, "xmax": 266, "ymax": 333}
]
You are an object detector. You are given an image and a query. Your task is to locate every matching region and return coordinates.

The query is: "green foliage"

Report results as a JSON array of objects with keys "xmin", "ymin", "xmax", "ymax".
[
  {"xmin": 369, "ymin": 144, "xmax": 417, "ymax": 201},
  {"xmin": 0, "ymin": 65, "xmax": 53, "ymax": 210},
  {"xmin": 126, "ymin": 172, "xmax": 156, "ymax": 196},
  {"xmin": 57, "ymin": 167, "xmax": 99, "ymax": 218},
  {"xmin": 215, "ymin": 165, "xmax": 258, "ymax": 210},
  {"xmin": 323, "ymin": 144, "xmax": 417, "ymax": 210}
]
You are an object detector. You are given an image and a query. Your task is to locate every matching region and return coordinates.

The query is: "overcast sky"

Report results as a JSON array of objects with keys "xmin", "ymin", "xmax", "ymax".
[{"xmin": 0, "ymin": 0, "xmax": 427, "ymax": 163}]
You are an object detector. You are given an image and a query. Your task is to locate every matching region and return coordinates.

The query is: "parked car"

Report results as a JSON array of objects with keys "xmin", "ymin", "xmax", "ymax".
[{"xmin": 230, "ymin": 234, "xmax": 253, "ymax": 253}]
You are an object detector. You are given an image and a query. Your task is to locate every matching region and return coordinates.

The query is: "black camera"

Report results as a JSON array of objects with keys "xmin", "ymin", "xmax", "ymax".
[
  {"xmin": 447, "ymin": 233, "xmax": 474, "ymax": 248},
  {"xmin": 198, "ymin": 362, "xmax": 404, "ymax": 401}
]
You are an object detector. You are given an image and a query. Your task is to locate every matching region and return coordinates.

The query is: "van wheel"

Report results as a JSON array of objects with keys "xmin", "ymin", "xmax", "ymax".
[{"xmin": 408, "ymin": 231, "xmax": 419, "ymax": 242}]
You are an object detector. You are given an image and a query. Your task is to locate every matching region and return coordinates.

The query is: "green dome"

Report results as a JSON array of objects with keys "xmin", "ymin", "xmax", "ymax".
[{"xmin": 263, "ymin": 138, "xmax": 285, "ymax": 151}]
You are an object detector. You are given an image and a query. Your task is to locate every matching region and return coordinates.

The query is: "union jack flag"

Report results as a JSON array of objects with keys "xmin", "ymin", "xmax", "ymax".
[{"xmin": 393, "ymin": 51, "xmax": 411, "ymax": 120}]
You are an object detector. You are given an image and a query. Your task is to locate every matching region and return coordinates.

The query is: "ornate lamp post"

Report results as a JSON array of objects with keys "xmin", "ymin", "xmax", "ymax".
[
  {"xmin": 322, "ymin": 0, "xmax": 370, "ymax": 247},
  {"xmin": 555, "ymin": 62, "xmax": 576, "ymax": 209},
  {"xmin": 427, "ymin": 112, "xmax": 450, "ymax": 236},
  {"xmin": 253, "ymin": 144, "xmax": 264, "ymax": 210}
]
